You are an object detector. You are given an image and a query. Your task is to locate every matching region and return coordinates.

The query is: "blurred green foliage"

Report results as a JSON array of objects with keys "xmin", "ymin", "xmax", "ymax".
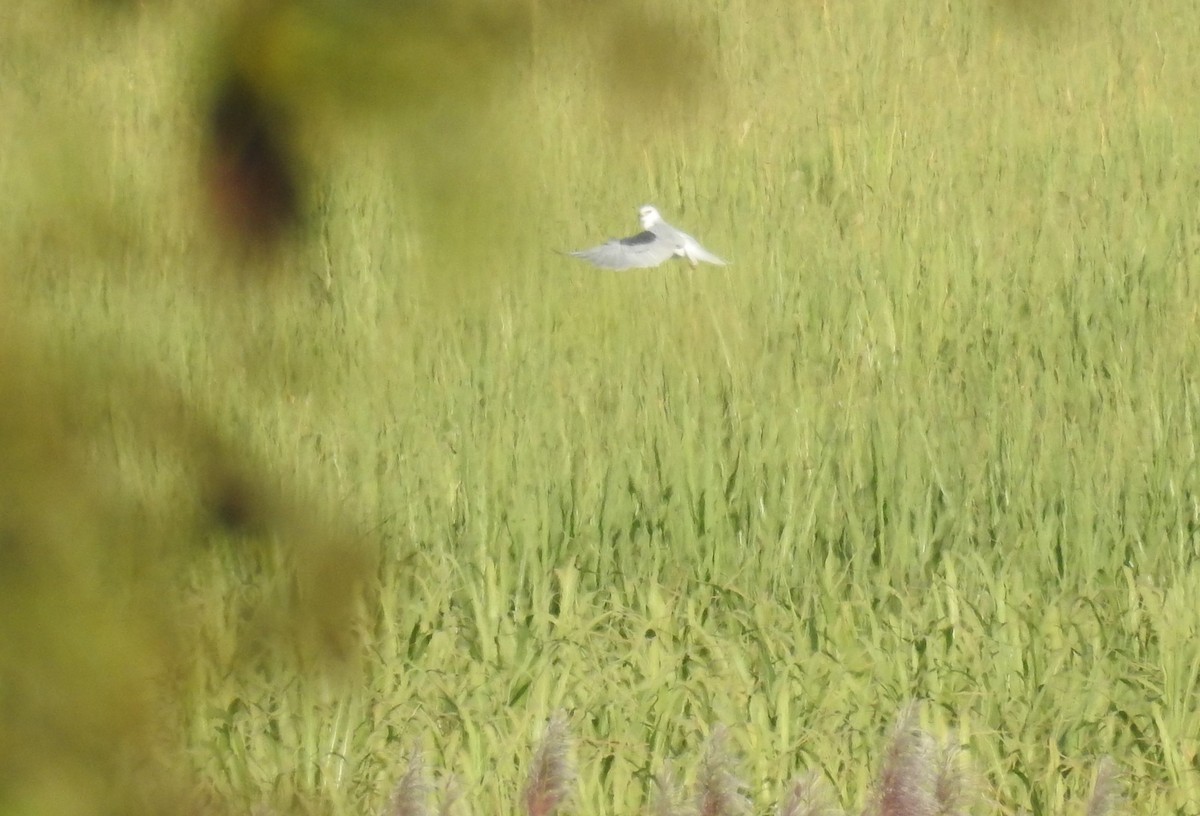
[{"xmin": 4, "ymin": 0, "xmax": 1199, "ymax": 814}]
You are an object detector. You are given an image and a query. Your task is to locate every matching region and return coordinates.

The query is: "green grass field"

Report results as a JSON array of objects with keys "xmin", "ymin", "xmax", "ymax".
[{"xmin": 3, "ymin": 1, "xmax": 1200, "ymax": 814}]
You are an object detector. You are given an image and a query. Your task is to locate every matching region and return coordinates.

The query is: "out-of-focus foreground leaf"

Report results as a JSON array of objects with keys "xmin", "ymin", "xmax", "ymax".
[
  {"xmin": 202, "ymin": 0, "xmax": 723, "ymax": 254},
  {"xmin": 0, "ymin": 313, "xmax": 375, "ymax": 815}
]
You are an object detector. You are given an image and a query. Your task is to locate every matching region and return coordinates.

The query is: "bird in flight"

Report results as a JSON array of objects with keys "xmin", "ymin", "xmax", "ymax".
[{"xmin": 568, "ymin": 205, "xmax": 728, "ymax": 270}]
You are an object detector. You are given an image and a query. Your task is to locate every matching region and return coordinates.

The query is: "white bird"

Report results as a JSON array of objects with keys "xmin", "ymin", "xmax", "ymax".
[{"xmin": 569, "ymin": 205, "xmax": 728, "ymax": 270}]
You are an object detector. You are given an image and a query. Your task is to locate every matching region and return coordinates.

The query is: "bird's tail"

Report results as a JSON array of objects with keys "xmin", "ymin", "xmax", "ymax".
[{"xmin": 692, "ymin": 246, "xmax": 728, "ymax": 266}]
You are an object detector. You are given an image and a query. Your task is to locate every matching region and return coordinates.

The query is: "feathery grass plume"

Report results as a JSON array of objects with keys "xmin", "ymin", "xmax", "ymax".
[
  {"xmin": 650, "ymin": 764, "xmax": 688, "ymax": 816},
  {"xmin": 777, "ymin": 772, "xmax": 841, "ymax": 816},
  {"xmin": 438, "ymin": 776, "xmax": 465, "ymax": 816},
  {"xmin": 1084, "ymin": 758, "xmax": 1126, "ymax": 816},
  {"xmin": 694, "ymin": 727, "xmax": 751, "ymax": 816},
  {"xmin": 931, "ymin": 741, "xmax": 974, "ymax": 816},
  {"xmin": 385, "ymin": 749, "xmax": 433, "ymax": 816},
  {"xmin": 523, "ymin": 711, "xmax": 576, "ymax": 816},
  {"xmin": 871, "ymin": 709, "xmax": 939, "ymax": 816}
]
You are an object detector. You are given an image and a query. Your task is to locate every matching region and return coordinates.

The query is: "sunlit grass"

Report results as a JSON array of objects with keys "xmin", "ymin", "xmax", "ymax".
[{"xmin": 3, "ymin": 0, "xmax": 1200, "ymax": 814}]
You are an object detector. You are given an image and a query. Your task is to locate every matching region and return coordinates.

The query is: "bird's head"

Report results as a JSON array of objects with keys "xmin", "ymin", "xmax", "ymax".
[{"xmin": 638, "ymin": 205, "xmax": 662, "ymax": 230}]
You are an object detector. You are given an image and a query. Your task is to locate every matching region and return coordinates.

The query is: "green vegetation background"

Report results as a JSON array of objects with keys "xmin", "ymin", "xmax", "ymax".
[{"xmin": 1, "ymin": 1, "xmax": 1198, "ymax": 814}]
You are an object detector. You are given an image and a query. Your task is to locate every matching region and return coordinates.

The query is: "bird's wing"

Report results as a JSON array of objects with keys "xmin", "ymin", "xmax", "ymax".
[{"xmin": 568, "ymin": 230, "xmax": 680, "ymax": 270}]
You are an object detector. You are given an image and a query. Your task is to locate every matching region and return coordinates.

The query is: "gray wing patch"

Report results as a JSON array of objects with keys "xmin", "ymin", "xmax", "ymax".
[{"xmin": 620, "ymin": 230, "xmax": 659, "ymax": 246}]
